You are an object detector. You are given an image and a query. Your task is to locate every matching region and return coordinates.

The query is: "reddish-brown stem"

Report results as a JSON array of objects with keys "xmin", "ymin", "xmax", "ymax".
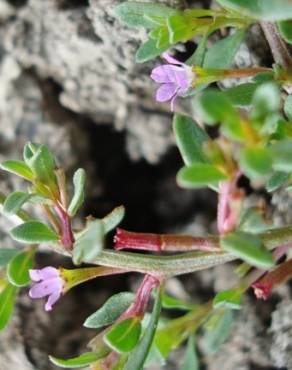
[
  {"xmin": 246, "ymin": 243, "xmax": 292, "ymax": 300},
  {"xmin": 54, "ymin": 205, "xmax": 75, "ymax": 249},
  {"xmin": 121, "ymin": 275, "xmax": 160, "ymax": 319},
  {"xmin": 217, "ymin": 173, "xmax": 243, "ymax": 235},
  {"xmin": 114, "ymin": 228, "xmax": 220, "ymax": 253},
  {"xmin": 222, "ymin": 67, "xmax": 272, "ymax": 79},
  {"xmin": 252, "ymin": 257, "xmax": 292, "ymax": 300}
]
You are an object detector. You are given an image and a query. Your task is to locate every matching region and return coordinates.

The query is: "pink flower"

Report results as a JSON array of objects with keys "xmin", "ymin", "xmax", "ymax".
[
  {"xmin": 29, "ymin": 267, "xmax": 64, "ymax": 311},
  {"xmin": 150, "ymin": 52, "xmax": 193, "ymax": 111}
]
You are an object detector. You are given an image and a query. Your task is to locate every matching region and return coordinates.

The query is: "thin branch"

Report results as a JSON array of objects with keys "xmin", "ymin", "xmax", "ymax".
[{"xmin": 260, "ymin": 21, "xmax": 292, "ymax": 69}]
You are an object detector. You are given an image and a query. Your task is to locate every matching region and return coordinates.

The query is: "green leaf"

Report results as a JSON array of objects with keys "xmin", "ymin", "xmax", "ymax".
[
  {"xmin": 10, "ymin": 221, "xmax": 59, "ymax": 244},
  {"xmin": 173, "ymin": 114, "xmax": 209, "ymax": 166},
  {"xmin": 49, "ymin": 351, "xmax": 108, "ymax": 369},
  {"xmin": 84, "ymin": 292, "xmax": 135, "ymax": 329},
  {"xmin": 220, "ymin": 231, "xmax": 274, "ymax": 269},
  {"xmin": 104, "ymin": 317, "xmax": 142, "ymax": 353},
  {"xmin": 0, "ymin": 249, "xmax": 19, "ymax": 267},
  {"xmin": 73, "ymin": 219, "xmax": 104, "ymax": 265},
  {"xmin": 7, "ymin": 249, "xmax": 34, "ymax": 287},
  {"xmin": 202, "ymin": 309, "xmax": 233, "ymax": 355},
  {"xmin": 204, "ymin": 29, "xmax": 246, "ymax": 69},
  {"xmin": 252, "ymin": 83, "xmax": 281, "ymax": 125},
  {"xmin": 224, "ymin": 83, "xmax": 259, "ymax": 106},
  {"xmin": 177, "ymin": 163, "xmax": 228, "ymax": 189},
  {"xmin": 216, "ymin": 0, "xmax": 292, "ymax": 21},
  {"xmin": 278, "ymin": 20, "xmax": 292, "ymax": 44},
  {"xmin": 124, "ymin": 287, "xmax": 162, "ymax": 370},
  {"xmin": 167, "ymin": 14, "xmax": 193, "ymax": 44},
  {"xmin": 26, "ymin": 145, "xmax": 56, "ymax": 186},
  {"xmin": 240, "ymin": 147, "xmax": 273, "ymax": 179},
  {"xmin": 266, "ymin": 171, "xmax": 290, "ymax": 192},
  {"xmin": 3, "ymin": 192, "xmax": 32, "ymax": 215},
  {"xmin": 271, "ymin": 140, "xmax": 292, "ymax": 172},
  {"xmin": 68, "ymin": 168, "xmax": 86, "ymax": 217},
  {"xmin": 114, "ymin": 2, "xmax": 178, "ymax": 28},
  {"xmin": 213, "ymin": 289, "xmax": 242, "ymax": 310},
  {"xmin": 196, "ymin": 90, "xmax": 243, "ymax": 140},
  {"xmin": 161, "ymin": 293, "xmax": 193, "ymax": 311},
  {"xmin": 284, "ymin": 95, "xmax": 292, "ymax": 120},
  {"xmin": 0, "ymin": 160, "xmax": 34, "ymax": 181},
  {"xmin": 135, "ymin": 38, "xmax": 168, "ymax": 63},
  {"xmin": 0, "ymin": 283, "xmax": 18, "ymax": 330},
  {"xmin": 181, "ymin": 336, "xmax": 199, "ymax": 370},
  {"xmin": 102, "ymin": 205, "xmax": 125, "ymax": 234}
]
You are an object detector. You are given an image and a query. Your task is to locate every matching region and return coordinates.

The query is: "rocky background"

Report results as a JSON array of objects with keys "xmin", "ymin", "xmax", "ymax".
[{"xmin": 0, "ymin": 0, "xmax": 291, "ymax": 369}]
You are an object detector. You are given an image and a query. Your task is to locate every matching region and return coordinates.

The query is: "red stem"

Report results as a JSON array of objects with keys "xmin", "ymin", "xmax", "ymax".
[
  {"xmin": 217, "ymin": 173, "xmax": 242, "ymax": 235},
  {"xmin": 121, "ymin": 275, "xmax": 160, "ymax": 319},
  {"xmin": 250, "ymin": 243, "xmax": 292, "ymax": 300},
  {"xmin": 54, "ymin": 205, "xmax": 75, "ymax": 249},
  {"xmin": 114, "ymin": 228, "xmax": 220, "ymax": 252}
]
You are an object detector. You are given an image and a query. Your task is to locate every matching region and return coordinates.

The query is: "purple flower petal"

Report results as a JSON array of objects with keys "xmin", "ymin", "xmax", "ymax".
[
  {"xmin": 29, "ymin": 278, "xmax": 62, "ymax": 298},
  {"xmin": 29, "ymin": 267, "xmax": 59, "ymax": 282},
  {"xmin": 151, "ymin": 65, "xmax": 184, "ymax": 83},
  {"xmin": 156, "ymin": 83, "xmax": 178, "ymax": 102},
  {"xmin": 162, "ymin": 52, "xmax": 183, "ymax": 65},
  {"xmin": 45, "ymin": 291, "xmax": 61, "ymax": 311}
]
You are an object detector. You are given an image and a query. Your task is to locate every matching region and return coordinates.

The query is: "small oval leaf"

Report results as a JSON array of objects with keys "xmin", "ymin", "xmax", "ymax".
[
  {"xmin": 213, "ymin": 289, "xmax": 242, "ymax": 310},
  {"xmin": 104, "ymin": 317, "xmax": 142, "ymax": 353},
  {"xmin": 177, "ymin": 163, "xmax": 228, "ymax": 189},
  {"xmin": 102, "ymin": 205, "xmax": 125, "ymax": 234},
  {"xmin": 216, "ymin": 0, "xmax": 292, "ymax": 21},
  {"xmin": 3, "ymin": 192, "xmax": 32, "ymax": 215},
  {"xmin": 173, "ymin": 114, "xmax": 209, "ymax": 166},
  {"xmin": 27, "ymin": 144, "xmax": 56, "ymax": 186},
  {"xmin": 7, "ymin": 249, "xmax": 35, "ymax": 287},
  {"xmin": 0, "ymin": 160, "xmax": 34, "ymax": 181},
  {"xmin": 220, "ymin": 231, "xmax": 274, "ymax": 269},
  {"xmin": 68, "ymin": 168, "xmax": 86, "ymax": 217},
  {"xmin": 73, "ymin": 219, "xmax": 104, "ymax": 265},
  {"xmin": 10, "ymin": 221, "xmax": 59, "ymax": 244},
  {"xmin": 84, "ymin": 292, "xmax": 135, "ymax": 329},
  {"xmin": 0, "ymin": 283, "xmax": 18, "ymax": 331},
  {"xmin": 49, "ymin": 351, "xmax": 107, "ymax": 369},
  {"xmin": 240, "ymin": 147, "xmax": 273, "ymax": 179}
]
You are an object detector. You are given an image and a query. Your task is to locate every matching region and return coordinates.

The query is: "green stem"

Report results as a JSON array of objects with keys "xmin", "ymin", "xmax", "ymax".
[
  {"xmin": 92, "ymin": 250, "xmax": 235, "ymax": 278},
  {"xmin": 90, "ymin": 226, "xmax": 292, "ymax": 278}
]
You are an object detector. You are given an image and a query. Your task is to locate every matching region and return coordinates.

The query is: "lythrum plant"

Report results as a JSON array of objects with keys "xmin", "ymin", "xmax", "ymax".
[{"xmin": 1, "ymin": 0, "xmax": 292, "ymax": 369}]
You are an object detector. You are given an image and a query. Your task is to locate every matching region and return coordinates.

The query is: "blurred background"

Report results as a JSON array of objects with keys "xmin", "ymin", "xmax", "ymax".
[{"xmin": 0, "ymin": 0, "xmax": 291, "ymax": 369}]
